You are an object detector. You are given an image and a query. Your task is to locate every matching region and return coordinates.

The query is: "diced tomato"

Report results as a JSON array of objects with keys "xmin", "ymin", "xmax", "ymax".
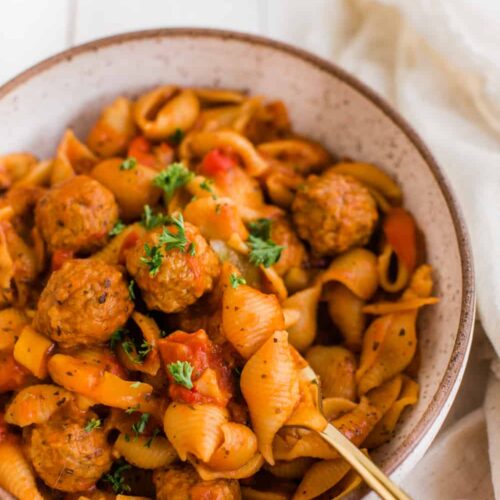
[
  {"xmin": 127, "ymin": 136, "xmax": 156, "ymax": 168},
  {"xmin": 158, "ymin": 329, "xmax": 232, "ymax": 405},
  {"xmin": 200, "ymin": 148, "xmax": 238, "ymax": 177},
  {"xmin": 383, "ymin": 207, "xmax": 417, "ymax": 273},
  {"xmin": 51, "ymin": 249, "xmax": 74, "ymax": 271},
  {"xmin": 0, "ymin": 351, "xmax": 30, "ymax": 393},
  {"xmin": 155, "ymin": 142, "xmax": 175, "ymax": 167},
  {"xmin": 118, "ymin": 230, "xmax": 141, "ymax": 264}
]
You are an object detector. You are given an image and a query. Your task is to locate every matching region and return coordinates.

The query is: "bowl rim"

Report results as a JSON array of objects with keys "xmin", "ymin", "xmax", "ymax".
[{"xmin": 0, "ymin": 27, "xmax": 475, "ymax": 476}]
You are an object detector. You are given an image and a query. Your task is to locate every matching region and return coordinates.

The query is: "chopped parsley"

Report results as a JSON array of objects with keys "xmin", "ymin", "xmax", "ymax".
[
  {"xmin": 248, "ymin": 234, "xmax": 283, "ymax": 268},
  {"xmin": 131, "ymin": 413, "xmax": 150, "ymax": 439},
  {"xmin": 84, "ymin": 418, "xmax": 102, "ymax": 433},
  {"xmin": 145, "ymin": 427, "xmax": 161, "ymax": 448},
  {"xmin": 128, "ymin": 280, "xmax": 135, "ymax": 300},
  {"xmin": 140, "ymin": 204, "xmax": 169, "ymax": 230},
  {"xmin": 248, "ymin": 218, "xmax": 272, "ymax": 240},
  {"xmin": 125, "ymin": 406, "xmax": 139, "ymax": 415},
  {"xmin": 140, "ymin": 243, "xmax": 163, "ymax": 276},
  {"xmin": 169, "ymin": 128, "xmax": 184, "ymax": 145},
  {"xmin": 158, "ymin": 213, "xmax": 189, "ymax": 252},
  {"xmin": 137, "ymin": 340, "xmax": 152, "ymax": 361},
  {"xmin": 109, "ymin": 220, "xmax": 126, "ymax": 237},
  {"xmin": 121, "ymin": 339, "xmax": 152, "ymax": 364},
  {"xmin": 120, "ymin": 157, "xmax": 137, "ymax": 171},
  {"xmin": 200, "ymin": 178, "xmax": 217, "ymax": 199},
  {"xmin": 109, "ymin": 328, "xmax": 126, "ymax": 349},
  {"xmin": 130, "ymin": 381, "xmax": 141, "ymax": 388},
  {"xmin": 104, "ymin": 463, "xmax": 131, "ymax": 494},
  {"xmin": 229, "ymin": 273, "xmax": 246, "ymax": 288},
  {"xmin": 188, "ymin": 242, "xmax": 196, "ymax": 256},
  {"xmin": 153, "ymin": 162, "xmax": 194, "ymax": 200},
  {"xmin": 167, "ymin": 361, "xmax": 194, "ymax": 389}
]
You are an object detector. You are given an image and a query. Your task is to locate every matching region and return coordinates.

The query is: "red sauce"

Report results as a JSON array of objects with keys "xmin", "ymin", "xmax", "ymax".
[
  {"xmin": 127, "ymin": 136, "xmax": 156, "ymax": 167},
  {"xmin": 158, "ymin": 329, "xmax": 232, "ymax": 406},
  {"xmin": 51, "ymin": 249, "xmax": 74, "ymax": 271},
  {"xmin": 200, "ymin": 148, "xmax": 238, "ymax": 177}
]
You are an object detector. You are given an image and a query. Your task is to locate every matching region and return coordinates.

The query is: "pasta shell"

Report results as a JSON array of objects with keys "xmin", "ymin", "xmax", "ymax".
[
  {"xmin": 377, "ymin": 242, "xmax": 410, "ymax": 293},
  {"xmin": 114, "ymin": 433, "xmax": 177, "ymax": 469},
  {"xmin": 305, "ymin": 345, "xmax": 357, "ymax": 400},
  {"xmin": 207, "ymin": 422, "xmax": 259, "ymax": 471},
  {"xmin": 273, "ymin": 427, "xmax": 339, "ymax": 461},
  {"xmin": 356, "ymin": 311, "xmax": 418, "ymax": 395},
  {"xmin": 53, "ymin": 129, "xmax": 97, "ymax": 176},
  {"xmin": 293, "ymin": 457, "xmax": 351, "ymax": 500},
  {"xmin": 192, "ymin": 452, "xmax": 264, "ymax": 481},
  {"xmin": 241, "ymin": 330, "xmax": 300, "ymax": 464},
  {"xmin": 0, "ymin": 440, "xmax": 43, "ymax": 500},
  {"xmin": 163, "ymin": 403, "xmax": 228, "ymax": 462},
  {"xmin": 331, "ymin": 467, "xmax": 364, "ymax": 499},
  {"xmin": 325, "ymin": 283, "xmax": 366, "ymax": 351},
  {"xmin": 222, "ymin": 285, "xmax": 284, "ymax": 359},
  {"xmin": 241, "ymin": 485, "xmax": 295, "ymax": 500},
  {"xmin": 5, "ymin": 384, "xmax": 72, "ymax": 426},
  {"xmin": 283, "ymin": 285, "xmax": 321, "ymax": 352},
  {"xmin": 264, "ymin": 457, "xmax": 314, "ymax": 479},
  {"xmin": 322, "ymin": 398, "xmax": 357, "ymax": 421},
  {"xmin": 0, "ymin": 308, "xmax": 28, "ymax": 351},
  {"xmin": 320, "ymin": 248, "xmax": 378, "ymax": 300}
]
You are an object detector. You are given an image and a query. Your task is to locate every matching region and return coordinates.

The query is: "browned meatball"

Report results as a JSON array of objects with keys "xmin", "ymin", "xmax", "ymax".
[
  {"xmin": 126, "ymin": 221, "xmax": 220, "ymax": 313},
  {"xmin": 24, "ymin": 409, "xmax": 112, "ymax": 492},
  {"xmin": 34, "ymin": 259, "xmax": 133, "ymax": 348},
  {"xmin": 153, "ymin": 465, "xmax": 241, "ymax": 500},
  {"xmin": 35, "ymin": 175, "xmax": 118, "ymax": 253},
  {"xmin": 292, "ymin": 170, "xmax": 378, "ymax": 255}
]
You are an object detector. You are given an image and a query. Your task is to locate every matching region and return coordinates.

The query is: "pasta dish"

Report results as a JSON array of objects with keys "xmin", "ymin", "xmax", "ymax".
[{"xmin": 0, "ymin": 86, "xmax": 437, "ymax": 499}]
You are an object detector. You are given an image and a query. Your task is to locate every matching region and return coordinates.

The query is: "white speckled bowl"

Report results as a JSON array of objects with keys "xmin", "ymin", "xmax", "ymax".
[{"xmin": 0, "ymin": 29, "xmax": 475, "ymax": 491}]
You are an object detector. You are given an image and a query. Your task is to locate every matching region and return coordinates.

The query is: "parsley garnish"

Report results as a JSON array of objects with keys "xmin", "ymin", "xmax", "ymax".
[
  {"xmin": 109, "ymin": 220, "xmax": 126, "ymax": 237},
  {"xmin": 131, "ymin": 413, "xmax": 150, "ymax": 439},
  {"xmin": 110, "ymin": 328, "xmax": 126, "ymax": 349},
  {"xmin": 104, "ymin": 463, "xmax": 131, "ymax": 494},
  {"xmin": 167, "ymin": 361, "xmax": 194, "ymax": 389},
  {"xmin": 130, "ymin": 381, "xmax": 141, "ymax": 388},
  {"xmin": 248, "ymin": 234, "xmax": 284, "ymax": 268},
  {"xmin": 125, "ymin": 406, "xmax": 139, "ymax": 415},
  {"xmin": 140, "ymin": 243, "xmax": 163, "ymax": 276},
  {"xmin": 121, "ymin": 339, "xmax": 152, "ymax": 364},
  {"xmin": 137, "ymin": 340, "xmax": 152, "ymax": 361},
  {"xmin": 145, "ymin": 427, "xmax": 161, "ymax": 448},
  {"xmin": 158, "ymin": 213, "xmax": 188, "ymax": 252},
  {"xmin": 229, "ymin": 273, "xmax": 246, "ymax": 288},
  {"xmin": 153, "ymin": 162, "xmax": 194, "ymax": 200},
  {"xmin": 128, "ymin": 280, "xmax": 135, "ymax": 300},
  {"xmin": 188, "ymin": 242, "xmax": 196, "ymax": 256},
  {"xmin": 140, "ymin": 205, "xmax": 169, "ymax": 230},
  {"xmin": 84, "ymin": 418, "xmax": 102, "ymax": 433},
  {"xmin": 159, "ymin": 330, "xmax": 169, "ymax": 338},
  {"xmin": 169, "ymin": 128, "xmax": 184, "ymax": 145},
  {"xmin": 120, "ymin": 157, "xmax": 137, "ymax": 171},
  {"xmin": 248, "ymin": 218, "xmax": 272, "ymax": 240},
  {"xmin": 200, "ymin": 179, "xmax": 217, "ymax": 199}
]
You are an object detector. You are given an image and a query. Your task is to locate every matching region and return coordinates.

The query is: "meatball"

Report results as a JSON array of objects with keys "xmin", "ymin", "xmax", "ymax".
[
  {"xmin": 153, "ymin": 466, "xmax": 241, "ymax": 500},
  {"xmin": 35, "ymin": 175, "xmax": 118, "ymax": 253},
  {"xmin": 126, "ymin": 222, "xmax": 220, "ymax": 313},
  {"xmin": 24, "ymin": 409, "xmax": 112, "ymax": 492},
  {"xmin": 34, "ymin": 259, "xmax": 133, "ymax": 348},
  {"xmin": 292, "ymin": 169, "xmax": 378, "ymax": 255}
]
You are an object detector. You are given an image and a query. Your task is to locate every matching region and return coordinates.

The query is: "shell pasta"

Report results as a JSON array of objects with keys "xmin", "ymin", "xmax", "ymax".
[{"xmin": 0, "ymin": 84, "xmax": 437, "ymax": 499}]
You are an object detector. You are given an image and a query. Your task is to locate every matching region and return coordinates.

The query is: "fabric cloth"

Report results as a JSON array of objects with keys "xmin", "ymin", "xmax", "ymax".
[{"xmin": 275, "ymin": 1, "xmax": 500, "ymax": 497}]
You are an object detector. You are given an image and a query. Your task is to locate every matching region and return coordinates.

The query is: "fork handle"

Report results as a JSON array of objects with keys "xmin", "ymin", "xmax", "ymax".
[{"xmin": 320, "ymin": 424, "xmax": 411, "ymax": 500}]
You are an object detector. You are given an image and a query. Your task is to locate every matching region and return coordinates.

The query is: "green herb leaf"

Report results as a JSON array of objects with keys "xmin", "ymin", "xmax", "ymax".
[
  {"xmin": 158, "ymin": 213, "xmax": 188, "ymax": 252},
  {"xmin": 104, "ymin": 463, "xmax": 131, "ymax": 494},
  {"xmin": 248, "ymin": 218, "xmax": 272, "ymax": 240},
  {"xmin": 131, "ymin": 413, "xmax": 150, "ymax": 440},
  {"xmin": 128, "ymin": 280, "xmax": 135, "ymax": 300},
  {"xmin": 109, "ymin": 220, "xmax": 126, "ymax": 237},
  {"xmin": 140, "ymin": 243, "xmax": 163, "ymax": 276},
  {"xmin": 169, "ymin": 128, "xmax": 185, "ymax": 145},
  {"xmin": 137, "ymin": 340, "xmax": 152, "ymax": 362},
  {"xmin": 229, "ymin": 273, "xmax": 246, "ymax": 288},
  {"xmin": 188, "ymin": 242, "xmax": 196, "ymax": 256},
  {"xmin": 167, "ymin": 360, "xmax": 194, "ymax": 389},
  {"xmin": 153, "ymin": 162, "xmax": 194, "ymax": 200},
  {"xmin": 144, "ymin": 427, "xmax": 161, "ymax": 448},
  {"xmin": 109, "ymin": 328, "xmax": 126, "ymax": 349},
  {"xmin": 120, "ymin": 157, "xmax": 137, "ymax": 171},
  {"xmin": 200, "ymin": 179, "xmax": 217, "ymax": 199},
  {"xmin": 140, "ymin": 204, "xmax": 169, "ymax": 230},
  {"xmin": 130, "ymin": 381, "xmax": 141, "ymax": 388},
  {"xmin": 125, "ymin": 406, "xmax": 139, "ymax": 415},
  {"xmin": 84, "ymin": 418, "xmax": 102, "ymax": 433},
  {"xmin": 248, "ymin": 234, "xmax": 284, "ymax": 268}
]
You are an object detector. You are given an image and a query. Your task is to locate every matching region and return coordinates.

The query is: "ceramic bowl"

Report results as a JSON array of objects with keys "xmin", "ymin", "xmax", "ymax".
[{"xmin": 0, "ymin": 29, "xmax": 475, "ymax": 486}]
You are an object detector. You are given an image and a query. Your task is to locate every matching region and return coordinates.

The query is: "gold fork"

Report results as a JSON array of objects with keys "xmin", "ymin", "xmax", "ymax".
[{"xmin": 301, "ymin": 365, "xmax": 411, "ymax": 500}]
